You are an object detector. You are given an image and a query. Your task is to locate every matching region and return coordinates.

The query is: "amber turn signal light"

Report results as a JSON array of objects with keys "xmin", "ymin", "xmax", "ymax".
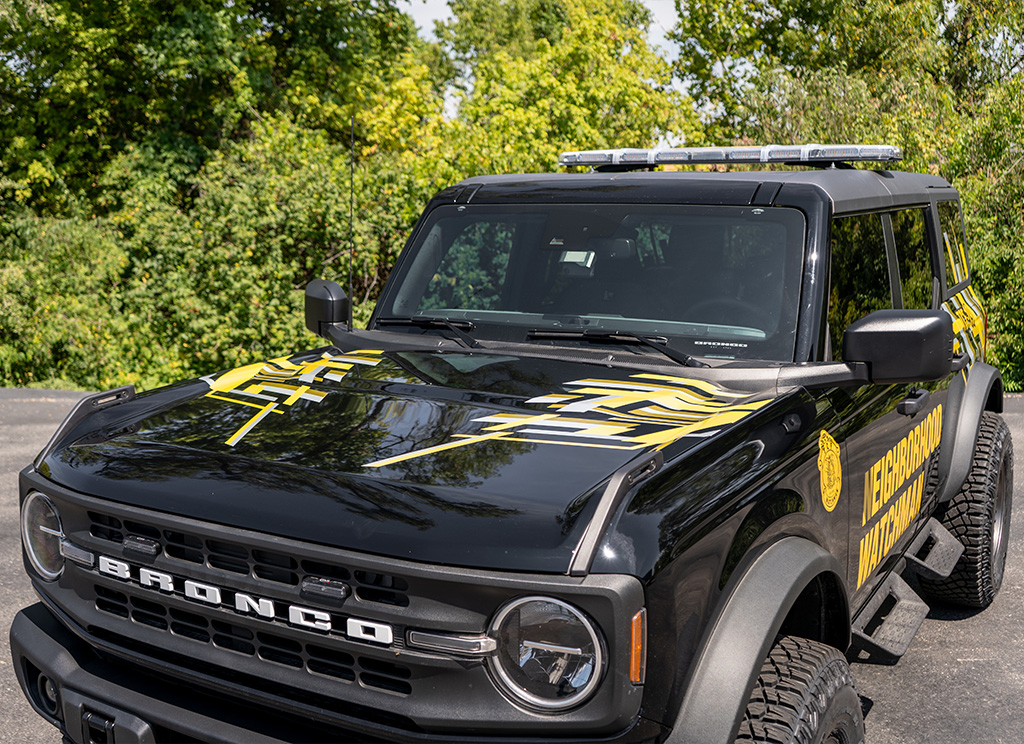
[{"xmin": 630, "ymin": 608, "xmax": 647, "ymax": 685}]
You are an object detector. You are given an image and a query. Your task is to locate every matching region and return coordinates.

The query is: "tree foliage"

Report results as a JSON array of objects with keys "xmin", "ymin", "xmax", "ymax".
[
  {"xmin": 0, "ymin": 213, "xmax": 141, "ymax": 389},
  {"xmin": 449, "ymin": 0, "xmax": 698, "ymax": 174},
  {"xmin": 945, "ymin": 77, "xmax": 1024, "ymax": 390},
  {"xmin": 0, "ymin": 0, "xmax": 412, "ymax": 210},
  {"xmin": 0, "ymin": 0, "xmax": 1020, "ymax": 391},
  {"xmin": 672, "ymin": 0, "xmax": 1024, "ymax": 389},
  {"xmin": 0, "ymin": 0, "xmax": 690, "ymax": 390}
]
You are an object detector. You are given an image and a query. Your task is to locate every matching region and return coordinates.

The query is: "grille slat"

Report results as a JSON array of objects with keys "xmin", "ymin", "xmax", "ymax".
[
  {"xmin": 132, "ymin": 610, "xmax": 169, "ymax": 630},
  {"xmin": 86, "ymin": 511, "xmax": 409, "ymax": 605},
  {"xmin": 208, "ymin": 555, "xmax": 249, "ymax": 574},
  {"xmin": 308, "ymin": 660, "xmax": 357, "ymax": 682},
  {"xmin": 213, "ymin": 633, "xmax": 256, "ymax": 655},
  {"xmin": 360, "ymin": 673, "xmax": 413, "ymax": 695},
  {"xmin": 93, "ymin": 584, "xmax": 412, "ymax": 695}
]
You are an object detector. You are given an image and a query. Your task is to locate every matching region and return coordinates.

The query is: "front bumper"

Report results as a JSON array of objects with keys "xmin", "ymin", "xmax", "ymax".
[
  {"xmin": 13, "ymin": 601, "xmax": 328, "ymax": 743},
  {"xmin": 14, "ymin": 601, "xmax": 669, "ymax": 743}
]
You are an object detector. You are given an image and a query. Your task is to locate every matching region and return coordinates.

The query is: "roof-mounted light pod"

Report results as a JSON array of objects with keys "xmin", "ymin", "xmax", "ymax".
[{"xmin": 559, "ymin": 144, "xmax": 903, "ymax": 169}]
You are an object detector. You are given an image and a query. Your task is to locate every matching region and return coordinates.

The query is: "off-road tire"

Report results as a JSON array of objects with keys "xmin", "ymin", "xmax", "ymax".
[
  {"xmin": 920, "ymin": 411, "xmax": 1013, "ymax": 608},
  {"xmin": 736, "ymin": 635, "xmax": 864, "ymax": 744}
]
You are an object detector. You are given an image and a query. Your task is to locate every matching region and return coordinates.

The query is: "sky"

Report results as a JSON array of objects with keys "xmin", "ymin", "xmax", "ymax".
[{"xmin": 397, "ymin": 0, "xmax": 680, "ymax": 59}]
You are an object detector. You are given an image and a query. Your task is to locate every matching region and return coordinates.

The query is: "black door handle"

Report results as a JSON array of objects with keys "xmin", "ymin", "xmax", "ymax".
[{"xmin": 897, "ymin": 388, "xmax": 930, "ymax": 416}]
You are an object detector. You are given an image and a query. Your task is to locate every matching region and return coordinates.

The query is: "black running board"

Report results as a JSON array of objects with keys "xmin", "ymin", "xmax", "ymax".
[
  {"xmin": 905, "ymin": 516, "xmax": 964, "ymax": 581},
  {"xmin": 851, "ymin": 518, "xmax": 963, "ymax": 660},
  {"xmin": 852, "ymin": 573, "xmax": 929, "ymax": 659}
]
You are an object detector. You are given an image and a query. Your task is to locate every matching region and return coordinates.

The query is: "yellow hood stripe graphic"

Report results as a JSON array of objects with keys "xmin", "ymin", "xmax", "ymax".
[
  {"xmin": 364, "ymin": 374, "xmax": 772, "ymax": 468},
  {"xmin": 202, "ymin": 350, "xmax": 385, "ymax": 447},
  {"xmin": 203, "ymin": 356, "xmax": 773, "ymax": 461}
]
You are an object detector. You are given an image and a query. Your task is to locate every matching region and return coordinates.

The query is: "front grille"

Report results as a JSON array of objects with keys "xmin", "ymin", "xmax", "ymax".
[
  {"xmin": 25, "ymin": 476, "xmax": 642, "ymax": 739},
  {"xmin": 86, "ymin": 625, "xmax": 421, "ymax": 738},
  {"xmin": 87, "ymin": 510, "xmax": 410, "ymax": 606},
  {"xmin": 93, "ymin": 584, "xmax": 413, "ymax": 694}
]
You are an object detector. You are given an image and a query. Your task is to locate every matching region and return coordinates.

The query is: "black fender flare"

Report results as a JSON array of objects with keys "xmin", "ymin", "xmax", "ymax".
[
  {"xmin": 664, "ymin": 536, "xmax": 848, "ymax": 744},
  {"xmin": 937, "ymin": 362, "xmax": 1003, "ymax": 503}
]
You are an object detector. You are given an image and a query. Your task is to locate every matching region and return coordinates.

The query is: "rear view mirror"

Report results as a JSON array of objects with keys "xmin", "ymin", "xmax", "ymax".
[
  {"xmin": 585, "ymin": 237, "xmax": 637, "ymax": 259},
  {"xmin": 843, "ymin": 309, "xmax": 954, "ymax": 383},
  {"xmin": 305, "ymin": 279, "xmax": 350, "ymax": 338}
]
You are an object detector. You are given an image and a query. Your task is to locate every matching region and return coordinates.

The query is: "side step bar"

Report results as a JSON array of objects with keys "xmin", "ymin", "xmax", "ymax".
[
  {"xmin": 851, "ymin": 518, "xmax": 964, "ymax": 660},
  {"xmin": 851, "ymin": 573, "xmax": 929, "ymax": 659},
  {"xmin": 904, "ymin": 514, "xmax": 964, "ymax": 580}
]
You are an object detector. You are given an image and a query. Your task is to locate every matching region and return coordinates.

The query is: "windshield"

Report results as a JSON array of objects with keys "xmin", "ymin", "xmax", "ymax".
[{"xmin": 377, "ymin": 203, "xmax": 806, "ymax": 362}]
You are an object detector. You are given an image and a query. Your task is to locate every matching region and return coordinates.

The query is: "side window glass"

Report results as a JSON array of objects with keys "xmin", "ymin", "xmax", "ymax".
[
  {"xmin": 828, "ymin": 213, "xmax": 892, "ymax": 359},
  {"xmin": 938, "ymin": 201, "xmax": 969, "ymax": 289},
  {"xmin": 891, "ymin": 208, "xmax": 932, "ymax": 309},
  {"xmin": 419, "ymin": 220, "xmax": 515, "ymax": 312},
  {"xmin": 631, "ymin": 221, "xmax": 669, "ymax": 268}
]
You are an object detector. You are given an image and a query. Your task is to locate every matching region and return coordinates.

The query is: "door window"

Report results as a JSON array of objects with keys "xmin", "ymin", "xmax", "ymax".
[
  {"xmin": 937, "ymin": 201, "xmax": 969, "ymax": 290},
  {"xmin": 828, "ymin": 213, "xmax": 892, "ymax": 359},
  {"xmin": 891, "ymin": 208, "xmax": 933, "ymax": 309}
]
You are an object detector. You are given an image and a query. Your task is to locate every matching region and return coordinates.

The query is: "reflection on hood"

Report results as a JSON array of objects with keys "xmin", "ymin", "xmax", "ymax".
[
  {"xmin": 42, "ymin": 347, "xmax": 777, "ymax": 572},
  {"xmin": 199, "ymin": 349, "xmax": 772, "ymax": 469}
]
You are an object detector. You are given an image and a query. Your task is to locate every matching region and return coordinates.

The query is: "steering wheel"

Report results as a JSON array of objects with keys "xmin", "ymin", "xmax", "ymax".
[{"xmin": 685, "ymin": 298, "xmax": 763, "ymax": 328}]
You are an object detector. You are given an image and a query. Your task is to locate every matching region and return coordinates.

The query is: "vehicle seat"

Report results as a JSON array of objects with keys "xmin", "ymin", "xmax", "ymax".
[{"xmin": 551, "ymin": 238, "xmax": 644, "ymax": 316}]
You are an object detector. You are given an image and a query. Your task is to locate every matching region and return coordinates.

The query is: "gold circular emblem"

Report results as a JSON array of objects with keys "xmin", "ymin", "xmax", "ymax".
[{"xmin": 818, "ymin": 430, "xmax": 842, "ymax": 512}]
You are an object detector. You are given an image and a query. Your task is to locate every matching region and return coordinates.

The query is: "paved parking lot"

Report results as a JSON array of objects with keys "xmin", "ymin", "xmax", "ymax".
[{"xmin": 2, "ymin": 388, "xmax": 1022, "ymax": 742}]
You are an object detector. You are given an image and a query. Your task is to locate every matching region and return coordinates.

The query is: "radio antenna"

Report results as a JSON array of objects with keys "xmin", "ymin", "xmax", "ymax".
[{"xmin": 348, "ymin": 112, "xmax": 355, "ymax": 330}]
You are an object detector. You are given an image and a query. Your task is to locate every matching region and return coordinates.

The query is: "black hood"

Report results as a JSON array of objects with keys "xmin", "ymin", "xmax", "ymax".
[{"xmin": 39, "ymin": 348, "xmax": 773, "ymax": 573}]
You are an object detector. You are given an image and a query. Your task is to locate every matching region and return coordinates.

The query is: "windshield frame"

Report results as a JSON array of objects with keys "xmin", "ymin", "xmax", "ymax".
[{"xmin": 373, "ymin": 202, "xmax": 808, "ymax": 363}]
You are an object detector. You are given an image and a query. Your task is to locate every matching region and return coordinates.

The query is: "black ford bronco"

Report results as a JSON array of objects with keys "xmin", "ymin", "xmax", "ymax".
[{"xmin": 13, "ymin": 144, "xmax": 1013, "ymax": 743}]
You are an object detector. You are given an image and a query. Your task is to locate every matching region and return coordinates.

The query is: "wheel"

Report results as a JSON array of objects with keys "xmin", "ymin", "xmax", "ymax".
[
  {"xmin": 920, "ymin": 411, "xmax": 1013, "ymax": 608},
  {"xmin": 736, "ymin": 635, "xmax": 864, "ymax": 744},
  {"xmin": 686, "ymin": 298, "xmax": 762, "ymax": 328}
]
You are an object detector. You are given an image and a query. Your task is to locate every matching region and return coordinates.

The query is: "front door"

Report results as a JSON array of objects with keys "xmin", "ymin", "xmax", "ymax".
[{"xmin": 824, "ymin": 207, "xmax": 944, "ymax": 603}]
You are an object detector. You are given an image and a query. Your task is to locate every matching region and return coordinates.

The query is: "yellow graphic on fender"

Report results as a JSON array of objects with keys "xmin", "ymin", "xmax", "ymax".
[
  {"xmin": 818, "ymin": 430, "xmax": 842, "ymax": 512},
  {"xmin": 364, "ymin": 373, "xmax": 772, "ymax": 468},
  {"xmin": 202, "ymin": 351, "xmax": 384, "ymax": 447}
]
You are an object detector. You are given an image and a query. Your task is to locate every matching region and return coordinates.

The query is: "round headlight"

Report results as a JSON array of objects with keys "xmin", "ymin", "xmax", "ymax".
[
  {"xmin": 21, "ymin": 492, "xmax": 64, "ymax": 581},
  {"xmin": 488, "ymin": 596, "xmax": 604, "ymax": 711}
]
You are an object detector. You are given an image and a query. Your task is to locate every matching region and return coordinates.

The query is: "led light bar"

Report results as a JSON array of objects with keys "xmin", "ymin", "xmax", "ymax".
[{"xmin": 559, "ymin": 144, "xmax": 903, "ymax": 168}]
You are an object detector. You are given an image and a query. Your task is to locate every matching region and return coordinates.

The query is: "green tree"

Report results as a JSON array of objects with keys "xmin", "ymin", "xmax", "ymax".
[
  {"xmin": 941, "ymin": 1, "xmax": 1024, "ymax": 104},
  {"xmin": 0, "ymin": 0, "xmax": 411, "ymax": 211},
  {"xmin": 0, "ymin": 211, "xmax": 151, "ymax": 389},
  {"xmin": 436, "ymin": 0, "xmax": 652, "ymax": 83},
  {"xmin": 945, "ymin": 77, "xmax": 1024, "ymax": 390},
  {"xmin": 449, "ymin": 0, "xmax": 700, "ymax": 174},
  {"xmin": 671, "ymin": 0, "xmax": 945, "ymax": 140}
]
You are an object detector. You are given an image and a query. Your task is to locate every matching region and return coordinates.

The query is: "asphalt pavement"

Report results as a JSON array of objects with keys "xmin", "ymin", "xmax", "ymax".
[
  {"xmin": 0, "ymin": 389, "xmax": 87, "ymax": 744},
  {"xmin": 1, "ymin": 388, "xmax": 1023, "ymax": 743}
]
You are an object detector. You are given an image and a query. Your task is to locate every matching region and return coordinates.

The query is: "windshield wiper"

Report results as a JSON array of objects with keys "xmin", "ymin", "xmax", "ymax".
[
  {"xmin": 377, "ymin": 316, "xmax": 481, "ymax": 348},
  {"xmin": 528, "ymin": 329, "xmax": 708, "ymax": 368}
]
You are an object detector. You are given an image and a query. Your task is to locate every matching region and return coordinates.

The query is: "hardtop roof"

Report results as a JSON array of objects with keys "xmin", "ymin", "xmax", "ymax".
[{"xmin": 443, "ymin": 168, "xmax": 955, "ymax": 215}]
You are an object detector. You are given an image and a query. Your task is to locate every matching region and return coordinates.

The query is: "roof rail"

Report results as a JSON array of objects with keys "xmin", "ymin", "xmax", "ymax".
[{"xmin": 559, "ymin": 144, "xmax": 902, "ymax": 170}]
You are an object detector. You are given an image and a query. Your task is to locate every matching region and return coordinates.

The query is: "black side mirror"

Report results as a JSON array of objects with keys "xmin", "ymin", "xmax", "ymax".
[
  {"xmin": 843, "ymin": 309, "xmax": 954, "ymax": 383},
  {"xmin": 305, "ymin": 279, "xmax": 350, "ymax": 338}
]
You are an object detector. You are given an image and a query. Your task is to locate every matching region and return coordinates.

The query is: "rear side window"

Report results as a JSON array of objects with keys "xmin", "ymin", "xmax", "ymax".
[
  {"xmin": 891, "ymin": 208, "xmax": 933, "ymax": 309},
  {"xmin": 828, "ymin": 213, "xmax": 891, "ymax": 358},
  {"xmin": 938, "ymin": 201, "xmax": 969, "ymax": 290}
]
